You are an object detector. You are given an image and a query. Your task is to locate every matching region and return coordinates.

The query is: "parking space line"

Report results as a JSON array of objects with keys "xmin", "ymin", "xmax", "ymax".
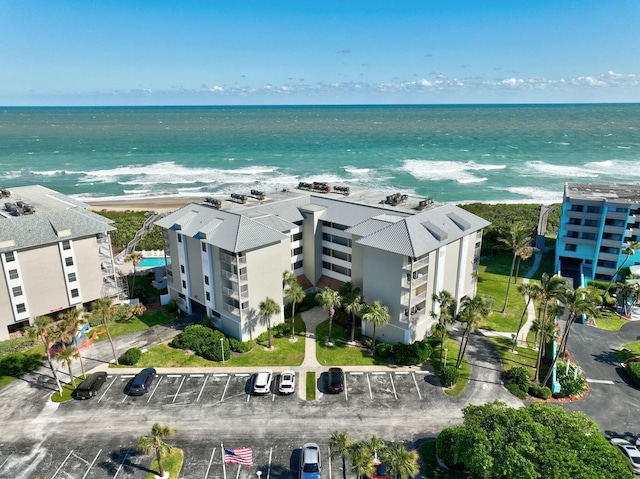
[
  {"xmin": 172, "ymin": 376, "xmax": 186, "ymax": 403},
  {"xmin": 204, "ymin": 447, "xmax": 216, "ymax": 479},
  {"xmin": 411, "ymin": 373, "xmax": 422, "ymax": 400},
  {"xmin": 371, "ymin": 372, "xmax": 386, "ymax": 375},
  {"xmin": 81, "ymin": 449, "xmax": 102, "ymax": 479},
  {"xmin": 366, "ymin": 373, "xmax": 373, "ymax": 400},
  {"xmin": 344, "ymin": 373, "xmax": 348, "ymax": 400},
  {"xmin": 121, "ymin": 375, "xmax": 135, "ymax": 378},
  {"xmin": 72, "ymin": 451, "xmax": 91, "ymax": 465},
  {"xmin": 51, "ymin": 449, "xmax": 73, "ymax": 479},
  {"xmin": 235, "ymin": 373, "xmax": 250, "ymax": 377},
  {"xmin": 113, "ymin": 448, "xmax": 132, "ymax": 478},
  {"xmin": 413, "ymin": 371, "xmax": 429, "ymax": 374},
  {"xmin": 395, "ymin": 371, "xmax": 409, "ymax": 375},
  {"xmin": 190, "ymin": 374, "xmax": 205, "ymax": 377},
  {"xmin": 267, "ymin": 446, "xmax": 273, "ymax": 479},
  {"xmin": 197, "ymin": 375, "xmax": 209, "ymax": 402},
  {"xmin": 213, "ymin": 373, "xmax": 228, "ymax": 377},
  {"xmin": 327, "ymin": 445, "xmax": 332, "ymax": 479},
  {"xmin": 147, "ymin": 376, "xmax": 163, "ymax": 403},
  {"xmin": 98, "ymin": 377, "xmax": 118, "ymax": 403},
  {"xmin": 349, "ymin": 372, "xmax": 363, "ymax": 375},
  {"xmin": 167, "ymin": 374, "xmax": 181, "ymax": 378},
  {"xmin": 587, "ymin": 379, "xmax": 615, "ymax": 384},
  {"xmin": 389, "ymin": 374, "xmax": 398, "ymax": 401},
  {"xmin": 220, "ymin": 375, "xmax": 231, "ymax": 402}
]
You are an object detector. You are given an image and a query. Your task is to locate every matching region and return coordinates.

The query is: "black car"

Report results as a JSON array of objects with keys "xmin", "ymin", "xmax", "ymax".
[
  {"xmin": 328, "ymin": 367, "xmax": 344, "ymax": 393},
  {"xmin": 129, "ymin": 367, "xmax": 156, "ymax": 396},
  {"xmin": 75, "ymin": 372, "xmax": 107, "ymax": 399}
]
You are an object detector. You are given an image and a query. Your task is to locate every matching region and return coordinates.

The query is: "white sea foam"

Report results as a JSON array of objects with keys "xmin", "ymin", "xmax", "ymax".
[
  {"xmin": 400, "ymin": 159, "xmax": 506, "ymax": 183},
  {"xmin": 343, "ymin": 166, "xmax": 371, "ymax": 175},
  {"xmin": 524, "ymin": 161, "xmax": 599, "ymax": 178},
  {"xmin": 490, "ymin": 186, "xmax": 563, "ymax": 204}
]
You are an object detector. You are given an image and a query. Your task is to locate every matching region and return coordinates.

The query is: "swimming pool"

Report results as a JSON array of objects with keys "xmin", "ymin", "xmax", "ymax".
[{"xmin": 138, "ymin": 257, "xmax": 166, "ymax": 268}]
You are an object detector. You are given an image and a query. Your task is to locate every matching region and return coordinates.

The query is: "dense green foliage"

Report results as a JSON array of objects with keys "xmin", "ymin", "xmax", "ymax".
[
  {"xmin": 393, "ymin": 340, "xmax": 432, "ymax": 365},
  {"xmin": 95, "ymin": 210, "xmax": 163, "ymax": 252},
  {"xmin": 503, "ymin": 366, "xmax": 530, "ymax": 398},
  {"xmin": 528, "ymin": 383, "xmax": 552, "ymax": 400},
  {"xmin": 120, "ymin": 347, "xmax": 142, "ymax": 366},
  {"xmin": 459, "ymin": 203, "xmax": 559, "ymax": 255},
  {"xmin": 0, "ymin": 336, "xmax": 35, "ymax": 357},
  {"xmin": 439, "ymin": 366, "xmax": 459, "ymax": 388},
  {"xmin": 169, "ymin": 325, "xmax": 230, "ymax": 362},
  {"xmin": 0, "ymin": 352, "xmax": 42, "ymax": 376},
  {"xmin": 556, "ymin": 367, "xmax": 588, "ymax": 398},
  {"xmin": 625, "ymin": 362, "xmax": 640, "ymax": 387},
  {"xmin": 436, "ymin": 401, "xmax": 634, "ymax": 479}
]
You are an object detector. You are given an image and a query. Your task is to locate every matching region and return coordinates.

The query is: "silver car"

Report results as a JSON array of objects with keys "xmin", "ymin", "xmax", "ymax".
[
  {"xmin": 300, "ymin": 443, "xmax": 321, "ymax": 479},
  {"xmin": 611, "ymin": 437, "xmax": 640, "ymax": 474}
]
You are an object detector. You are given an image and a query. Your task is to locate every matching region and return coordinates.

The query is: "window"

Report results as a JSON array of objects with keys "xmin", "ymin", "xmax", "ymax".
[
  {"xmin": 178, "ymin": 292, "xmax": 186, "ymax": 300},
  {"xmin": 12, "ymin": 286, "xmax": 22, "ymax": 297},
  {"xmin": 9, "ymin": 269, "xmax": 18, "ymax": 280},
  {"xmin": 292, "ymin": 232, "xmax": 303, "ymax": 241},
  {"xmin": 566, "ymin": 244, "xmax": 577, "ymax": 252},
  {"xmin": 292, "ymin": 246, "xmax": 303, "ymax": 255},
  {"xmin": 178, "ymin": 234, "xmax": 182, "ymax": 243},
  {"xmin": 322, "ymin": 247, "xmax": 331, "ymax": 256},
  {"xmin": 68, "ymin": 272, "xmax": 77, "ymax": 282},
  {"xmin": 293, "ymin": 260, "xmax": 303, "ymax": 270},
  {"xmin": 16, "ymin": 303, "xmax": 26, "ymax": 314},
  {"xmin": 5, "ymin": 252, "xmax": 15, "ymax": 262},
  {"xmin": 332, "ymin": 250, "xmax": 351, "ymax": 262},
  {"xmin": 206, "ymin": 291, "xmax": 211, "ymax": 301},
  {"xmin": 65, "ymin": 257, "xmax": 74, "ymax": 267},
  {"xmin": 204, "ymin": 275, "xmax": 209, "ymax": 285},
  {"xmin": 180, "ymin": 265, "xmax": 185, "ymax": 274},
  {"xmin": 62, "ymin": 240, "xmax": 71, "ymax": 250},
  {"xmin": 201, "ymin": 243, "xmax": 207, "ymax": 252},
  {"xmin": 182, "ymin": 280, "xmax": 187, "ymax": 288},
  {"xmin": 322, "ymin": 261, "xmax": 331, "ymax": 270},
  {"xmin": 71, "ymin": 289, "xmax": 79, "ymax": 298}
]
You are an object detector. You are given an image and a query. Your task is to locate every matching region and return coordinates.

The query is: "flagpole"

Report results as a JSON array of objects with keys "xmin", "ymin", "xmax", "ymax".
[{"xmin": 222, "ymin": 443, "xmax": 227, "ymax": 479}]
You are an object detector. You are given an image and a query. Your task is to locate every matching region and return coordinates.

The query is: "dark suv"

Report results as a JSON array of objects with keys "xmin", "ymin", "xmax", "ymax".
[
  {"xmin": 328, "ymin": 367, "xmax": 344, "ymax": 393},
  {"xmin": 76, "ymin": 372, "xmax": 107, "ymax": 399},
  {"xmin": 129, "ymin": 368, "xmax": 156, "ymax": 396}
]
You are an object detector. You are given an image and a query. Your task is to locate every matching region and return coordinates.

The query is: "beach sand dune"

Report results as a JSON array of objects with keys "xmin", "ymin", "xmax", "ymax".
[{"xmin": 87, "ymin": 197, "xmax": 205, "ymax": 213}]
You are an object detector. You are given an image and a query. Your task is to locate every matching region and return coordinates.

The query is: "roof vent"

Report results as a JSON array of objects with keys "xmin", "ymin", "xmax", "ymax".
[
  {"xmin": 385, "ymin": 193, "xmax": 408, "ymax": 206},
  {"xmin": 205, "ymin": 197, "xmax": 222, "ymax": 209},
  {"xmin": 422, "ymin": 221, "xmax": 448, "ymax": 241},
  {"xmin": 230, "ymin": 193, "xmax": 247, "ymax": 204},
  {"xmin": 250, "ymin": 189, "xmax": 265, "ymax": 200}
]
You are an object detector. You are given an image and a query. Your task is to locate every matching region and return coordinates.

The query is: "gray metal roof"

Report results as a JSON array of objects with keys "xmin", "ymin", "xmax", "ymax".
[
  {"xmin": 309, "ymin": 195, "xmax": 410, "ymax": 227},
  {"xmin": 347, "ymin": 217, "xmax": 399, "ymax": 237},
  {"xmin": 565, "ymin": 182, "xmax": 640, "ymax": 203}
]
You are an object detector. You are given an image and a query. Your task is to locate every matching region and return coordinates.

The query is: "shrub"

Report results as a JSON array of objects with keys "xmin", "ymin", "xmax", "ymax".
[
  {"xmin": 435, "ymin": 426, "xmax": 458, "ymax": 469},
  {"xmin": 528, "ymin": 384, "xmax": 552, "ymax": 400},
  {"xmin": 256, "ymin": 331, "xmax": 269, "ymax": 343},
  {"xmin": 556, "ymin": 369, "xmax": 587, "ymax": 398},
  {"xmin": 439, "ymin": 366, "xmax": 459, "ymax": 388},
  {"xmin": 0, "ymin": 336, "xmax": 35, "ymax": 356},
  {"xmin": 120, "ymin": 347, "xmax": 142, "ymax": 366},
  {"xmin": 413, "ymin": 339, "xmax": 432, "ymax": 363},
  {"xmin": 229, "ymin": 338, "xmax": 253, "ymax": 353},
  {"xmin": 0, "ymin": 352, "xmax": 41, "ymax": 376},
  {"xmin": 272, "ymin": 323, "xmax": 291, "ymax": 337},
  {"xmin": 202, "ymin": 317, "xmax": 215, "ymax": 330},
  {"xmin": 625, "ymin": 362, "xmax": 640, "ymax": 387},
  {"xmin": 170, "ymin": 325, "xmax": 229, "ymax": 361},
  {"xmin": 506, "ymin": 382, "xmax": 528, "ymax": 399},
  {"xmin": 393, "ymin": 340, "xmax": 432, "ymax": 365},
  {"xmin": 504, "ymin": 366, "xmax": 530, "ymax": 390},
  {"xmin": 376, "ymin": 342, "xmax": 393, "ymax": 358}
]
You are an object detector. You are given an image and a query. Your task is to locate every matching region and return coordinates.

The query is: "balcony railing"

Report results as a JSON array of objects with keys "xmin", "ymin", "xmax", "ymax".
[
  {"xmin": 403, "ymin": 256, "xmax": 429, "ymax": 271},
  {"xmin": 222, "ymin": 286, "xmax": 248, "ymax": 300},
  {"xmin": 221, "ymin": 270, "xmax": 248, "ymax": 282},
  {"xmin": 401, "ymin": 290, "xmax": 428, "ymax": 308},
  {"xmin": 219, "ymin": 252, "xmax": 247, "ymax": 265}
]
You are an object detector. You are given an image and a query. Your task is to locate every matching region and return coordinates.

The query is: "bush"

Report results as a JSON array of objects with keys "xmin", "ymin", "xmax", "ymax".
[
  {"xmin": 439, "ymin": 366, "xmax": 460, "ymax": 388},
  {"xmin": 529, "ymin": 384, "xmax": 552, "ymax": 400},
  {"xmin": 202, "ymin": 317, "xmax": 215, "ymax": 330},
  {"xmin": 556, "ymin": 369, "xmax": 587, "ymax": 398},
  {"xmin": 376, "ymin": 342, "xmax": 393, "ymax": 358},
  {"xmin": 229, "ymin": 338, "xmax": 253, "ymax": 353},
  {"xmin": 0, "ymin": 336, "xmax": 36, "ymax": 356},
  {"xmin": 272, "ymin": 322, "xmax": 291, "ymax": 338},
  {"xmin": 170, "ymin": 325, "xmax": 230, "ymax": 361},
  {"xmin": 394, "ymin": 340, "xmax": 432, "ymax": 365},
  {"xmin": 506, "ymin": 382, "xmax": 528, "ymax": 399},
  {"xmin": 504, "ymin": 366, "xmax": 530, "ymax": 389},
  {"xmin": 120, "ymin": 347, "xmax": 142, "ymax": 366},
  {"xmin": 625, "ymin": 362, "xmax": 640, "ymax": 387},
  {"xmin": 0, "ymin": 352, "xmax": 41, "ymax": 376},
  {"xmin": 435, "ymin": 426, "xmax": 458, "ymax": 469}
]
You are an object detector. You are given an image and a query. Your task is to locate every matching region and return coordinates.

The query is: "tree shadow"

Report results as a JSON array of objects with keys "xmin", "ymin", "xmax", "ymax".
[
  {"xmin": 97, "ymin": 448, "xmax": 147, "ymax": 476},
  {"xmin": 590, "ymin": 349, "xmax": 621, "ymax": 366}
]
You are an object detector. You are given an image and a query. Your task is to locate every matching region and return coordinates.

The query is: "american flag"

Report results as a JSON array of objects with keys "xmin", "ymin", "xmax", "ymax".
[{"xmin": 224, "ymin": 447, "xmax": 253, "ymax": 466}]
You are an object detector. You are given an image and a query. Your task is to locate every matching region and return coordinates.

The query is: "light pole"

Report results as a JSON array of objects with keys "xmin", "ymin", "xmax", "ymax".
[
  {"xmin": 257, "ymin": 471, "xmax": 262, "ymax": 479},
  {"xmin": 444, "ymin": 348, "xmax": 448, "ymax": 367},
  {"xmin": 220, "ymin": 338, "xmax": 225, "ymax": 364}
]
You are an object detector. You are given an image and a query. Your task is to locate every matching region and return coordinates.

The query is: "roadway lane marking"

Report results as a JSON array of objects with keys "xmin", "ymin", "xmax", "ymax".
[
  {"xmin": 205, "ymin": 447, "xmax": 216, "ymax": 479},
  {"xmin": 81, "ymin": 449, "xmax": 102, "ymax": 479},
  {"xmin": 172, "ymin": 375, "xmax": 186, "ymax": 403},
  {"xmin": 389, "ymin": 373, "xmax": 398, "ymax": 401},
  {"xmin": 51, "ymin": 449, "xmax": 73, "ymax": 479},
  {"xmin": 587, "ymin": 379, "xmax": 615, "ymax": 384},
  {"xmin": 411, "ymin": 373, "xmax": 422, "ymax": 400},
  {"xmin": 196, "ymin": 375, "xmax": 209, "ymax": 402}
]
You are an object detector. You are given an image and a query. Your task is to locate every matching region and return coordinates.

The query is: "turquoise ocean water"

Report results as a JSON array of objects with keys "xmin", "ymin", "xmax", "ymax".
[{"xmin": 1, "ymin": 104, "xmax": 639, "ymax": 204}]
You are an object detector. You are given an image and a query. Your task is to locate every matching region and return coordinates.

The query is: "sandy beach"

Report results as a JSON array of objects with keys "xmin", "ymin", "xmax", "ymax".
[{"xmin": 86, "ymin": 197, "xmax": 206, "ymax": 213}]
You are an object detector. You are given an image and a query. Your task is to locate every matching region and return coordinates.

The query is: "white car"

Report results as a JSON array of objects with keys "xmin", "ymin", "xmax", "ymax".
[
  {"xmin": 610, "ymin": 437, "xmax": 640, "ymax": 474},
  {"xmin": 253, "ymin": 369, "xmax": 273, "ymax": 395},
  {"xmin": 279, "ymin": 371, "xmax": 296, "ymax": 394}
]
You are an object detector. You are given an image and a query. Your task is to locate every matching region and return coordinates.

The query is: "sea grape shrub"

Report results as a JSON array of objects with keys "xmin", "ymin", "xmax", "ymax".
[
  {"xmin": 229, "ymin": 338, "xmax": 252, "ymax": 353},
  {"xmin": 376, "ymin": 342, "xmax": 393, "ymax": 359},
  {"xmin": 504, "ymin": 366, "xmax": 531, "ymax": 397},
  {"xmin": 439, "ymin": 366, "xmax": 459, "ymax": 388},
  {"xmin": 393, "ymin": 340, "xmax": 432, "ymax": 365},
  {"xmin": 528, "ymin": 384, "xmax": 552, "ymax": 400},
  {"xmin": 120, "ymin": 347, "xmax": 142, "ymax": 366},
  {"xmin": 169, "ymin": 325, "xmax": 228, "ymax": 361},
  {"xmin": 625, "ymin": 362, "xmax": 640, "ymax": 387}
]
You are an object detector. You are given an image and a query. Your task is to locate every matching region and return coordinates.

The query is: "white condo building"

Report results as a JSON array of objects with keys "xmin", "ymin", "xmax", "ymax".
[{"xmin": 156, "ymin": 185, "xmax": 490, "ymax": 345}]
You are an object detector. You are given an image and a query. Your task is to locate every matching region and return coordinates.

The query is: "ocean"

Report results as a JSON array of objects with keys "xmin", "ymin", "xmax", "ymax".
[{"xmin": 1, "ymin": 104, "xmax": 639, "ymax": 204}]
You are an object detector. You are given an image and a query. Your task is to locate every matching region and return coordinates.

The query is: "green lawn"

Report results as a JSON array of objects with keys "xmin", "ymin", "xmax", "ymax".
[
  {"xmin": 306, "ymin": 371, "xmax": 316, "ymax": 400},
  {"xmin": 429, "ymin": 338, "xmax": 470, "ymax": 396},
  {"xmin": 476, "ymin": 258, "xmax": 527, "ymax": 332},
  {"xmin": 90, "ymin": 308, "xmax": 176, "ymax": 342},
  {"xmin": 489, "ymin": 336, "xmax": 537, "ymax": 377},
  {"xmin": 315, "ymin": 321, "xmax": 390, "ymax": 366},
  {"xmin": 144, "ymin": 448, "xmax": 183, "ymax": 479},
  {"xmin": 0, "ymin": 344, "xmax": 45, "ymax": 388},
  {"xmin": 596, "ymin": 310, "xmax": 628, "ymax": 331},
  {"xmin": 130, "ymin": 316, "xmax": 306, "ymax": 368},
  {"xmin": 615, "ymin": 341, "xmax": 640, "ymax": 363},
  {"xmin": 51, "ymin": 375, "xmax": 85, "ymax": 402}
]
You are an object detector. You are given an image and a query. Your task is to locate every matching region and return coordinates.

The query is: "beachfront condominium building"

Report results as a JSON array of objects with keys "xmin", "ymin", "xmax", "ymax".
[
  {"xmin": 0, "ymin": 185, "xmax": 119, "ymax": 341},
  {"xmin": 156, "ymin": 184, "xmax": 489, "ymax": 345},
  {"xmin": 555, "ymin": 182, "xmax": 640, "ymax": 288}
]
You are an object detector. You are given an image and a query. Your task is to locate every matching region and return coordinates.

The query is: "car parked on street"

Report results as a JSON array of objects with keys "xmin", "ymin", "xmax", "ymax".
[
  {"xmin": 300, "ymin": 443, "xmax": 321, "ymax": 479},
  {"xmin": 253, "ymin": 369, "xmax": 273, "ymax": 395},
  {"xmin": 129, "ymin": 367, "xmax": 156, "ymax": 396},
  {"xmin": 279, "ymin": 370, "xmax": 296, "ymax": 394},
  {"xmin": 610, "ymin": 437, "xmax": 640, "ymax": 474},
  {"xmin": 75, "ymin": 372, "xmax": 107, "ymax": 399},
  {"xmin": 328, "ymin": 367, "xmax": 344, "ymax": 393}
]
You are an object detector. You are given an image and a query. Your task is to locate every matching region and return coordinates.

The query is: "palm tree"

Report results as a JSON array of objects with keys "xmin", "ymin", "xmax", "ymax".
[
  {"xmin": 344, "ymin": 293, "xmax": 364, "ymax": 344},
  {"xmin": 534, "ymin": 273, "xmax": 569, "ymax": 383},
  {"xmin": 362, "ymin": 300, "xmax": 390, "ymax": 353},
  {"xmin": 91, "ymin": 298, "xmax": 120, "ymax": 365},
  {"xmin": 259, "ymin": 297, "xmax": 281, "ymax": 349},
  {"xmin": 316, "ymin": 287, "xmax": 342, "ymax": 345},
  {"xmin": 498, "ymin": 226, "xmax": 535, "ymax": 313},
  {"xmin": 617, "ymin": 281, "xmax": 637, "ymax": 315},
  {"xmin": 430, "ymin": 290, "xmax": 456, "ymax": 363},
  {"xmin": 381, "ymin": 442, "xmax": 419, "ymax": 479},
  {"xmin": 282, "ymin": 270, "xmax": 296, "ymax": 288},
  {"xmin": 329, "ymin": 431, "xmax": 354, "ymax": 479},
  {"xmin": 514, "ymin": 244, "xmax": 538, "ymax": 284},
  {"xmin": 127, "ymin": 251, "xmax": 143, "ymax": 298},
  {"xmin": 285, "ymin": 281, "xmax": 305, "ymax": 340},
  {"xmin": 350, "ymin": 442, "xmax": 375, "ymax": 479},
  {"xmin": 58, "ymin": 308, "xmax": 87, "ymax": 377},
  {"xmin": 511, "ymin": 282, "xmax": 542, "ymax": 352},
  {"xmin": 55, "ymin": 343, "xmax": 78, "ymax": 385},
  {"xmin": 604, "ymin": 240, "xmax": 640, "ymax": 300},
  {"xmin": 542, "ymin": 285, "xmax": 601, "ymax": 387},
  {"xmin": 27, "ymin": 316, "xmax": 63, "ymax": 395},
  {"xmin": 137, "ymin": 423, "xmax": 176, "ymax": 478},
  {"xmin": 455, "ymin": 294, "xmax": 495, "ymax": 369}
]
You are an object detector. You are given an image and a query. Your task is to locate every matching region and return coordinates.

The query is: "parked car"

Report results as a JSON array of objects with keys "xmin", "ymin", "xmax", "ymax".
[
  {"xmin": 328, "ymin": 367, "xmax": 344, "ymax": 393},
  {"xmin": 279, "ymin": 370, "xmax": 296, "ymax": 394},
  {"xmin": 129, "ymin": 367, "xmax": 156, "ymax": 396},
  {"xmin": 610, "ymin": 437, "xmax": 640, "ymax": 474},
  {"xmin": 75, "ymin": 372, "xmax": 107, "ymax": 400},
  {"xmin": 300, "ymin": 443, "xmax": 321, "ymax": 479},
  {"xmin": 253, "ymin": 369, "xmax": 273, "ymax": 395}
]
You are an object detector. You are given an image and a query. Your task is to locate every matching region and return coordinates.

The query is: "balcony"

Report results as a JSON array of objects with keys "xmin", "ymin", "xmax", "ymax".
[
  {"xmin": 223, "ymin": 286, "xmax": 248, "ymax": 300},
  {"xmin": 219, "ymin": 252, "xmax": 247, "ymax": 265},
  {"xmin": 401, "ymin": 290, "xmax": 428, "ymax": 308},
  {"xmin": 403, "ymin": 256, "xmax": 429, "ymax": 271},
  {"xmin": 223, "ymin": 303, "xmax": 240, "ymax": 317},
  {"xmin": 401, "ymin": 273, "xmax": 428, "ymax": 289},
  {"xmin": 221, "ymin": 270, "xmax": 248, "ymax": 283}
]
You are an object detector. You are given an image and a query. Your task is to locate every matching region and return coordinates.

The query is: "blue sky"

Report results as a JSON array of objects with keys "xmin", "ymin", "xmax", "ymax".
[{"xmin": 1, "ymin": 1, "xmax": 639, "ymax": 105}]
